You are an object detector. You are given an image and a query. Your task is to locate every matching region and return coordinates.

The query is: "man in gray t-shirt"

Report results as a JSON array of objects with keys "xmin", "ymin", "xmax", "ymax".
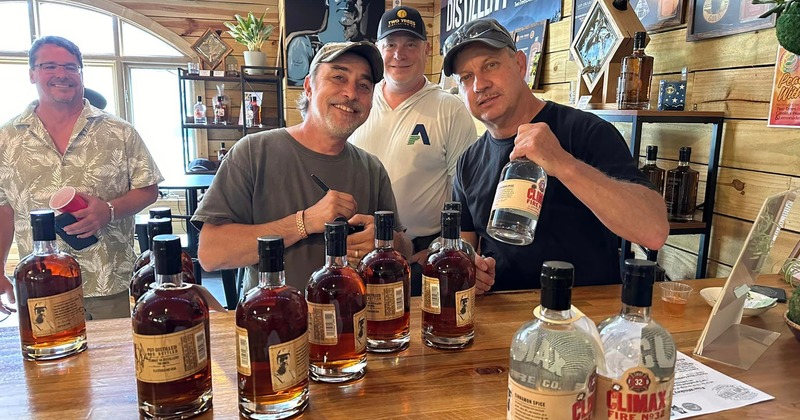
[{"xmin": 192, "ymin": 42, "xmax": 412, "ymax": 291}]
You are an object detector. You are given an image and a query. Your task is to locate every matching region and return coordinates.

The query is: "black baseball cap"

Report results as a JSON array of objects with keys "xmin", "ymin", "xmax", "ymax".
[
  {"xmin": 310, "ymin": 41, "xmax": 383, "ymax": 83},
  {"xmin": 377, "ymin": 6, "xmax": 426, "ymax": 41},
  {"xmin": 441, "ymin": 18, "xmax": 516, "ymax": 76}
]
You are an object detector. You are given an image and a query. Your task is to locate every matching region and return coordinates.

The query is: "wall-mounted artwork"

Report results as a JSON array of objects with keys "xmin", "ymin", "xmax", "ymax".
[
  {"xmin": 687, "ymin": 0, "xmax": 775, "ymax": 41},
  {"xmin": 513, "ymin": 20, "xmax": 548, "ymax": 90},
  {"xmin": 632, "ymin": 0, "xmax": 687, "ymax": 31}
]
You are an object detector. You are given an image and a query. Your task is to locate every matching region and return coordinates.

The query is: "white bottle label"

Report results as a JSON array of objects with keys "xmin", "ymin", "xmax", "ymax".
[
  {"xmin": 235, "ymin": 325, "xmax": 251, "ymax": 376},
  {"xmin": 491, "ymin": 178, "xmax": 545, "ymax": 217},
  {"xmin": 133, "ymin": 323, "xmax": 208, "ymax": 383},
  {"xmin": 421, "ymin": 275, "xmax": 441, "ymax": 314},
  {"xmin": 595, "ymin": 367, "xmax": 673, "ymax": 420},
  {"xmin": 27, "ymin": 287, "xmax": 85, "ymax": 338},
  {"xmin": 507, "ymin": 374, "xmax": 596, "ymax": 420},
  {"xmin": 365, "ymin": 281, "xmax": 405, "ymax": 321},
  {"xmin": 308, "ymin": 302, "xmax": 338, "ymax": 345}
]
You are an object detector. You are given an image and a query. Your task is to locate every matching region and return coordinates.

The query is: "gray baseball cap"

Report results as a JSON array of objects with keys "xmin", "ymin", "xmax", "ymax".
[
  {"xmin": 309, "ymin": 41, "xmax": 383, "ymax": 83},
  {"xmin": 441, "ymin": 18, "xmax": 516, "ymax": 76}
]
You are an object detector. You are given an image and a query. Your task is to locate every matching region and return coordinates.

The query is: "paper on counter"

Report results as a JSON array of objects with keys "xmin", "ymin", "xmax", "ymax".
[{"xmin": 670, "ymin": 352, "xmax": 773, "ymax": 419}]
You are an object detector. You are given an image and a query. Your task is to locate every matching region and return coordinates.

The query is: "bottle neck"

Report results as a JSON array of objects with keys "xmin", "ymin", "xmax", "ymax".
[
  {"xmin": 325, "ymin": 254, "xmax": 348, "ymax": 268},
  {"xmin": 540, "ymin": 307, "xmax": 572, "ymax": 322},
  {"xmin": 155, "ymin": 273, "xmax": 183, "ymax": 287},
  {"xmin": 619, "ymin": 302, "xmax": 651, "ymax": 322},
  {"xmin": 645, "ymin": 158, "xmax": 657, "ymax": 165},
  {"xmin": 375, "ymin": 238, "xmax": 393, "ymax": 249},
  {"xmin": 678, "ymin": 160, "xmax": 690, "ymax": 167},
  {"xmin": 441, "ymin": 237, "xmax": 460, "ymax": 250},
  {"xmin": 32, "ymin": 239, "xmax": 58, "ymax": 255},
  {"xmin": 259, "ymin": 270, "xmax": 286, "ymax": 288}
]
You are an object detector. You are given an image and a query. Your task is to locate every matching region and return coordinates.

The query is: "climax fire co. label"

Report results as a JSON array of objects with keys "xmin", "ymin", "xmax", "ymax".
[
  {"xmin": 366, "ymin": 282, "xmax": 405, "ymax": 321},
  {"xmin": 308, "ymin": 302, "xmax": 338, "ymax": 346},
  {"xmin": 268, "ymin": 333, "xmax": 309, "ymax": 392},
  {"xmin": 454, "ymin": 286, "xmax": 475, "ymax": 327},
  {"xmin": 27, "ymin": 287, "xmax": 85, "ymax": 338},
  {"xmin": 133, "ymin": 322, "xmax": 208, "ymax": 383},
  {"xmin": 596, "ymin": 368, "xmax": 674, "ymax": 420},
  {"xmin": 507, "ymin": 375, "xmax": 595, "ymax": 420},
  {"xmin": 353, "ymin": 307, "xmax": 367, "ymax": 353},
  {"xmin": 490, "ymin": 178, "xmax": 545, "ymax": 217},
  {"xmin": 421, "ymin": 275, "xmax": 441, "ymax": 314}
]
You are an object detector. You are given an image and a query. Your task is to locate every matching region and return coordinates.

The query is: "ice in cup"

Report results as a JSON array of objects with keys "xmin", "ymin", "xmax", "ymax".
[
  {"xmin": 49, "ymin": 186, "xmax": 88, "ymax": 213},
  {"xmin": 660, "ymin": 282, "xmax": 693, "ymax": 317}
]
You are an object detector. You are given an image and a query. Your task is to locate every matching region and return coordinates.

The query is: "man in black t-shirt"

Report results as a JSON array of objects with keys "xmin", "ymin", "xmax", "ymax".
[{"xmin": 441, "ymin": 18, "xmax": 669, "ymax": 292}]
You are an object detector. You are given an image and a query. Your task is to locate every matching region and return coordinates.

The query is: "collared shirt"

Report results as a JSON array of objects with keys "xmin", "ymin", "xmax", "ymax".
[{"xmin": 0, "ymin": 100, "xmax": 163, "ymax": 296}]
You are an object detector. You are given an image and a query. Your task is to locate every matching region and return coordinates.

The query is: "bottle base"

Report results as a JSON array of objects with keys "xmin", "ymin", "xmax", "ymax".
[
  {"xmin": 139, "ymin": 390, "xmax": 212, "ymax": 419},
  {"xmin": 367, "ymin": 335, "xmax": 410, "ymax": 353},
  {"xmin": 619, "ymin": 101, "xmax": 651, "ymax": 110},
  {"xmin": 423, "ymin": 331, "xmax": 474, "ymax": 350},
  {"xmin": 486, "ymin": 226, "xmax": 533, "ymax": 246},
  {"xmin": 309, "ymin": 356, "xmax": 367, "ymax": 383},
  {"xmin": 239, "ymin": 388, "xmax": 309, "ymax": 419},
  {"xmin": 22, "ymin": 334, "xmax": 87, "ymax": 361}
]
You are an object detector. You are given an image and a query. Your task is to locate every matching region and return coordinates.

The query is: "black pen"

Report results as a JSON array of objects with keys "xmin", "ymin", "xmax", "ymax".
[
  {"xmin": 311, "ymin": 174, "xmax": 329, "ymax": 192},
  {"xmin": 482, "ymin": 251, "xmax": 495, "ymax": 259}
]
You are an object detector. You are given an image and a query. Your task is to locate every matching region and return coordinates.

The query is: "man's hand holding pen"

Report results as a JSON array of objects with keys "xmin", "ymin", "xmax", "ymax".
[{"xmin": 304, "ymin": 190, "xmax": 358, "ymax": 235}]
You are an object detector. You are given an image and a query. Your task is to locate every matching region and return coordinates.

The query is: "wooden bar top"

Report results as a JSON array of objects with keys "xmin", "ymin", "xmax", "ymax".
[{"xmin": 1, "ymin": 276, "xmax": 798, "ymax": 419}]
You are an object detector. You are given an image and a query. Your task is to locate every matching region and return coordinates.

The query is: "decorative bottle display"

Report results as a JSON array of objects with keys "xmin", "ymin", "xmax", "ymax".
[
  {"xmin": 664, "ymin": 146, "xmax": 699, "ymax": 222},
  {"xmin": 640, "ymin": 145, "xmax": 665, "ymax": 194},
  {"xmin": 357, "ymin": 211, "xmax": 411, "ymax": 353},
  {"xmin": 508, "ymin": 261, "xmax": 597, "ymax": 419},
  {"xmin": 236, "ymin": 236, "xmax": 309, "ymax": 419},
  {"xmin": 218, "ymin": 142, "xmax": 228, "ymax": 161},
  {"xmin": 14, "ymin": 210, "xmax": 86, "ymax": 361},
  {"xmin": 213, "ymin": 84, "xmax": 229, "ymax": 125},
  {"xmin": 618, "ymin": 31, "xmax": 654, "ymax": 110},
  {"xmin": 595, "ymin": 259, "xmax": 676, "ymax": 420},
  {"xmin": 132, "ymin": 235, "xmax": 212, "ymax": 418},
  {"xmin": 193, "ymin": 95, "xmax": 207, "ymax": 124},
  {"xmin": 130, "ymin": 218, "xmax": 196, "ymax": 312},
  {"xmin": 422, "ymin": 210, "xmax": 476, "ymax": 349},
  {"xmin": 246, "ymin": 95, "xmax": 261, "ymax": 128},
  {"xmin": 306, "ymin": 221, "xmax": 367, "ymax": 382},
  {"xmin": 486, "ymin": 158, "xmax": 547, "ymax": 246},
  {"xmin": 428, "ymin": 201, "xmax": 476, "ymax": 261}
]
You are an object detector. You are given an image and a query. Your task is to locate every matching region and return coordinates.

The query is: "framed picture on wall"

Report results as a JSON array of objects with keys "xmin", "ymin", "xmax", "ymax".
[
  {"xmin": 572, "ymin": 0, "xmax": 593, "ymax": 50},
  {"xmin": 191, "ymin": 29, "xmax": 233, "ymax": 70},
  {"xmin": 513, "ymin": 20, "xmax": 548, "ymax": 90},
  {"xmin": 631, "ymin": 0, "xmax": 687, "ymax": 31},
  {"xmin": 687, "ymin": 0, "xmax": 776, "ymax": 41}
]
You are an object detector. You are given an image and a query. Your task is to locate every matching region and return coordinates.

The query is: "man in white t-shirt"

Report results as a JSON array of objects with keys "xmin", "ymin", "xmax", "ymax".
[{"xmin": 349, "ymin": 6, "xmax": 477, "ymax": 293}]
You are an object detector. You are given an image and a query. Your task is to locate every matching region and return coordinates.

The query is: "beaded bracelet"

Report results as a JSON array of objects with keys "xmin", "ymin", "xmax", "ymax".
[{"xmin": 106, "ymin": 202, "xmax": 115, "ymax": 222}]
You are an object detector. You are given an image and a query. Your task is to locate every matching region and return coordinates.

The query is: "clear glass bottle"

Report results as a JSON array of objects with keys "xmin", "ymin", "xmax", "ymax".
[
  {"xmin": 422, "ymin": 210, "xmax": 476, "ymax": 349},
  {"xmin": 246, "ymin": 95, "xmax": 261, "ymax": 128},
  {"xmin": 508, "ymin": 261, "xmax": 597, "ymax": 419},
  {"xmin": 595, "ymin": 259, "xmax": 676, "ymax": 420},
  {"xmin": 237, "ymin": 236, "xmax": 309, "ymax": 419},
  {"xmin": 357, "ymin": 211, "xmax": 411, "ymax": 353},
  {"xmin": 640, "ymin": 145, "xmax": 665, "ymax": 194},
  {"xmin": 193, "ymin": 95, "xmax": 207, "ymax": 124},
  {"xmin": 428, "ymin": 201, "xmax": 476, "ymax": 261},
  {"xmin": 306, "ymin": 221, "xmax": 367, "ymax": 382},
  {"xmin": 664, "ymin": 146, "xmax": 699, "ymax": 222},
  {"xmin": 132, "ymin": 235, "xmax": 212, "ymax": 419},
  {"xmin": 618, "ymin": 32, "xmax": 654, "ymax": 110},
  {"xmin": 218, "ymin": 142, "xmax": 228, "ymax": 161},
  {"xmin": 14, "ymin": 210, "xmax": 87, "ymax": 361},
  {"xmin": 487, "ymin": 158, "xmax": 547, "ymax": 246},
  {"xmin": 213, "ymin": 84, "xmax": 229, "ymax": 125}
]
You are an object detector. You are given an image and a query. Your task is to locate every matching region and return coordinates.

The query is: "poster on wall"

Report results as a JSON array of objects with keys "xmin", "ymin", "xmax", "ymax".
[
  {"xmin": 284, "ymin": 0, "xmax": 385, "ymax": 86},
  {"xmin": 686, "ymin": 0, "xmax": 775, "ymax": 41},
  {"xmin": 439, "ymin": 0, "xmax": 562, "ymax": 53},
  {"xmin": 767, "ymin": 46, "xmax": 800, "ymax": 128},
  {"xmin": 630, "ymin": 0, "xmax": 686, "ymax": 31},
  {"xmin": 513, "ymin": 20, "xmax": 548, "ymax": 90}
]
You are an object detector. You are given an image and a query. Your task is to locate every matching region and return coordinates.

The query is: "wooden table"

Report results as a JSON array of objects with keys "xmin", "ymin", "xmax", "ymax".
[{"xmin": 1, "ymin": 276, "xmax": 798, "ymax": 419}]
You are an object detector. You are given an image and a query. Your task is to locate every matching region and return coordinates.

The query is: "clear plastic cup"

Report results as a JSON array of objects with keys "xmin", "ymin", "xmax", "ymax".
[{"xmin": 660, "ymin": 282, "xmax": 693, "ymax": 317}]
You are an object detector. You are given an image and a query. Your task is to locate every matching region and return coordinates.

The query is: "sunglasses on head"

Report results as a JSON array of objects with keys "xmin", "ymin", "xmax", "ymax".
[{"xmin": 442, "ymin": 19, "xmax": 512, "ymax": 56}]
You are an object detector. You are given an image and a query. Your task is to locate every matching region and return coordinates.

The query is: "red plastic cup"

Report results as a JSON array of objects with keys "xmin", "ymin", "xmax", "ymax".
[{"xmin": 49, "ymin": 186, "xmax": 88, "ymax": 213}]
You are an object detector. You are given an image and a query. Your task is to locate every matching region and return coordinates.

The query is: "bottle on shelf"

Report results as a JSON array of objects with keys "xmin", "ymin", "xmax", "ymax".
[
  {"xmin": 236, "ymin": 236, "xmax": 309, "ymax": 419},
  {"xmin": 486, "ymin": 158, "xmax": 547, "ymax": 246},
  {"xmin": 595, "ymin": 259, "xmax": 676, "ymax": 420},
  {"xmin": 428, "ymin": 201, "xmax": 476, "ymax": 261},
  {"xmin": 246, "ymin": 95, "xmax": 261, "ymax": 128},
  {"xmin": 130, "ymin": 218, "xmax": 196, "ymax": 312},
  {"xmin": 132, "ymin": 235, "xmax": 212, "ymax": 419},
  {"xmin": 213, "ymin": 84, "xmax": 229, "ymax": 125},
  {"xmin": 422, "ymin": 209, "xmax": 476, "ymax": 349},
  {"xmin": 357, "ymin": 211, "xmax": 411, "ymax": 353},
  {"xmin": 193, "ymin": 95, "xmax": 207, "ymax": 124},
  {"xmin": 14, "ymin": 209, "xmax": 87, "ymax": 361},
  {"xmin": 640, "ymin": 145, "xmax": 666, "ymax": 194},
  {"xmin": 508, "ymin": 261, "xmax": 598, "ymax": 419},
  {"xmin": 306, "ymin": 221, "xmax": 367, "ymax": 382},
  {"xmin": 218, "ymin": 142, "xmax": 228, "ymax": 161},
  {"xmin": 664, "ymin": 146, "xmax": 699, "ymax": 222},
  {"xmin": 618, "ymin": 31, "xmax": 654, "ymax": 110}
]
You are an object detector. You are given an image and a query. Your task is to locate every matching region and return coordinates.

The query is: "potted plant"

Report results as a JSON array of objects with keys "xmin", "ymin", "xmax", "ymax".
[
  {"xmin": 755, "ymin": 0, "xmax": 800, "ymax": 54},
  {"xmin": 782, "ymin": 257, "xmax": 800, "ymax": 341},
  {"xmin": 224, "ymin": 9, "xmax": 274, "ymax": 74}
]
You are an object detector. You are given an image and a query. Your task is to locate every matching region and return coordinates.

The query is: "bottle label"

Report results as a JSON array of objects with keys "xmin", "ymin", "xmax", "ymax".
[
  {"xmin": 596, "ymin": 368, "xmax": 673, "ymax": 420},
  {"xmin": 132, "ymin": 322, "xmax": 208, "ymax": 384},
  {"xmin": 353, "ymin": 307, "xmax": 367, "ymax": 354},
  {"xmin": 507, "ymin": 375, "xmax": 596, "ymax": 420},
  {"xmin": 26, "ymin": 286, "xmax": 85, "ymax": 338},
  {"xmin": 235, "ymin": 325, "xmax": 251, "ymax": 376},
  {"xmin": 308, "ymin": 302, "xmax": 338, "ymax": 345},
  {"xmin": 421, "ymin": 275, "xmax": 441, "ymax": 315},
  {"xmin": 455, "ymin": 286, "xmax": 475, "ymax": 327},
  {"xmin": 268, "ymin": 332, "xmax": 310, "ymax": 392},
  {"xmin": 491, "ymin": 178, "xmax": 545, "ymax": 217},
  {"xmin": 365, "ymin": 281, "xmax": 405, "ymax": 321}
]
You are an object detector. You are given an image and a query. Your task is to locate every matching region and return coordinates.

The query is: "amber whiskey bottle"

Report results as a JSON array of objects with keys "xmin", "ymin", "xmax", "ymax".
[
  {"xmin": 306, "ymin": 221, "xmax": 367, "ymax": 382},
  {"xmin": 619, "ymin": 31, "xmax": 654, "ymax": 110},
  {"xmin": 236, "ymin": 236, "xmax": 309, "ymax": 419},
  {"xmin": 640, "ymin": 145, "xmax": 666, "ymax": 194},
  {"xmin": 428, "ymin": 202, "xmax": 476, "ymax": 261},
  {"xmin": 132, "ymin": 207, "xmax": 176, "ymax": 272},
  {"xmin": 664, "ymin": 146, "xmax": 699, "ymax": 222},
  {"xmin": 422, "ymin": 210, "xmax": 476, "ymax": 349},
  {"xmin": 132, "ymin": 235, "xmax": 212, "ymax": 418},
  {"xmin": 357, "ymin": 211, "xmax": 411, "ymax": 353},
  {"xmin": 14, "ymin": 209, "xmax": 87, "ymax": 361}
]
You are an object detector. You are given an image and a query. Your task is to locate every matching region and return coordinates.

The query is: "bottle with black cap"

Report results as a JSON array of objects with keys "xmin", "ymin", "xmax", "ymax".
[
  {"xmin": 640, "ymin": 145, "xmax": 665, "ymax": 194},
  {"xmin": 14, "ymin": 209, "xmax": 87, "ymax": 360},
  {"xmin": 664, "ymin": 146, "xmax": 699, "ymax": 222},
  {"xmin": 595, "ymin": 259, "xmax": 676, "ymax": 419},
  {"xmin": 507, "ymin": 261, "xmax": 598, "ymax": 419},
  {"xmin": 422, "ymin": 209, "xmax": 476, "ymax": 349},
  {"xmin": 306, "ymin": 221, "xmax": 367, "ymax": 382},
  {"xmin": 428, "ymin": 201, "xmax": 476, "ymax": 261},
  {"xmin": 132, "ymin": 234, "xmax": 212, "ymax": 419},
  {"xmin": 357, "ymin": 211, "xmax": 411, "ymax": 353},
  {"xmin": 236, "ymin": 236, "xmax": 308, "ymax": 419}
]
